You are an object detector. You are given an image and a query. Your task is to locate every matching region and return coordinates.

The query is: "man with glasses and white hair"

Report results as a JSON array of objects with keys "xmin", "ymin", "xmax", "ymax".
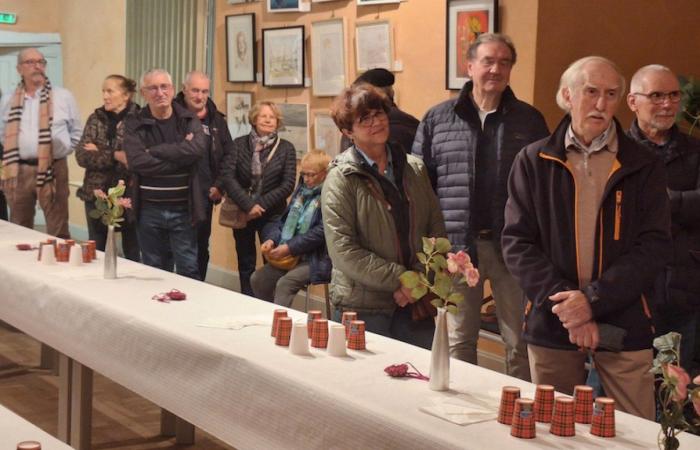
[
  {"xmin": 123, "ymin": 68, "xmax": 207, "ymax": 279},
  {"xmin": 627, "ymin": 64, "xmax": 700, "ymax": 373},
  {"xmin": 502, "ymin": 56, "xmax": 671, "ymax": 419},
  {"xmin": 0, "ymin": 47, "xmax": 82, "ymax": 238},
  {"xmin": 413, "ymin": 33, "xmax": 548, "ymax": 381}
]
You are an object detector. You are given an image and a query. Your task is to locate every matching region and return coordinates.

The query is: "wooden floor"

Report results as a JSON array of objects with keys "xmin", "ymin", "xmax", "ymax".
[{"xmin": 0, "ymin": 324, "xmax": 234, "ymax": 449}]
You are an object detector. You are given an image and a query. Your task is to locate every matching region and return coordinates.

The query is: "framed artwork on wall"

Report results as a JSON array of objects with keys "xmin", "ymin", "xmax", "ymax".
[
  {"xmin": 226, "ymin": 92, "xmax": 253, "ymax": 139},
  {"xmin": 357, "ymin": 0, "xmax": 401, "ymax": 5},
  {"xmin": 311, "ymin": 19, "xmax": 346, "ymax": 97},
  {"xmin": 228, "ymin": 0, "xmax": 259, "ymax": 4},
  {"xmin": 278, "ymin": 103, "xmax": 309, "ymax": 159},
  {"xmin": 267, "ymin": 0, "xmax": 303, "ymax": 12},
  {"xmin": 262, "ymin": 26, "xmax": 305, "ymax": 87},
  {"xmin": 226, "ymin": 14, "xmax": 256, "ymax": 83},
  {"xmin": 446, "ymin": 0, "xmax": 498, "ymax": 90},
  {"xmin": 313, "ymin": 112, "xmax": 342, "ymax": 157},
  {"xmin": 355, "ymin": 21, "xmax": 393, "ymax": 72}
]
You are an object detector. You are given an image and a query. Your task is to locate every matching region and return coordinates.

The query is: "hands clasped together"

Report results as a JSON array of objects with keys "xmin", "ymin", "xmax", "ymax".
[{"xmin": 550, "ymin": 290, "xmax": 599, "ymax": 350}]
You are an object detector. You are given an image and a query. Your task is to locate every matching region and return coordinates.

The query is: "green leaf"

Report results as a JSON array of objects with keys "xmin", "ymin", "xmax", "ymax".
[
  {"xmin": 447, "ymin": 292, "xmax": 464, "ymax": 305},
  {"xmin": 432, "ymin": 254, "xmax": 447, "ymax": 270},
  {"xmin": 411, "ymin": 285, "xmax": 428, "ymax": 299},
  {"xmin": 433, "ymin": 271, "xmax": 451, "ymax": 299},
  {"xmin": 418, "ymin": 273, "xmax": 430, "ymax": 286},
  {"xmin": 654, "ymin": 332, "xmax": 681, "ymax": 354},
  {"xmin": 399, "ymin": 271, "xmax": 420, "ymax": 289},
  {"xmin": 108, "ymin": 183, "xmax": 126, "ymax": 197},
  {"xmin": 446, "ymin": 305, "xmax": 459, "ymax": 315},
  {"xmin": 435, "ymin": 237, "xmax": 451, "ymax": 254},
  {"xmin": 96, "ymin": 201, "xmax": 109, "ymax": 212},
  {"xmin": 88, "ymin": 209, "xmax": 103, "ymax": 219},
  {"xmin": 422, "ymin": 237, "xmax": 435, "ymax": 254},
  {"xmin": 417, "ymin": 252, "xmax": 428, "ymax": 265},
  {"xmin": 430, "ymin": 298, "xmax": 444, "ymax": 309}
]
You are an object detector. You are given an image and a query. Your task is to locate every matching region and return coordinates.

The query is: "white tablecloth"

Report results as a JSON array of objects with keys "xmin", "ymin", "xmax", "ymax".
[
  {"xmin": 1, "ymin": 220, "xmax": 698, "ymax": 449},
  {"xmin": 0, "ymin": 404, "xmax": 73, "ymax": 449}
]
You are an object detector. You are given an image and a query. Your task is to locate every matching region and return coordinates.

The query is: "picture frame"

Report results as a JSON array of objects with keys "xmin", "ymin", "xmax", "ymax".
[
  {"xmin": 226, "ymin": 14, "xmax": 256, "ymax": 83},
  {"xmin": 313, "ymin": 112, "xmax": 342, "ymax": 158},
  {"xmin": 226, "ymin": 92, "xmax": 253, "ymax": 140},
  {"xmin": 357, "ymin": 0, "xmax": 401, "ymax": 5},
  {"xmin": 267, "ymin": 0, "xmax": 302, "ymax": 12},
  {"xmin": 278, "ymin": 103, "xmax": 309, "ymax": 159},
  {"xmin": 311, "ymin": 19, "xmax": 346, "ymax": 97},
  {"xmin": 228, "ymin": 0, "xmax": 259, "ymax": 4},
  {"xmin": 262, "ymin": 26, "xmax": 305, "ymax": 87},
  {"xmin": 446, "ymin": 0, "xmax": 498, "ymax": 90},
  {"xmin": 355, "ymin": 21, "xmax": 393, "ymax": 72}
]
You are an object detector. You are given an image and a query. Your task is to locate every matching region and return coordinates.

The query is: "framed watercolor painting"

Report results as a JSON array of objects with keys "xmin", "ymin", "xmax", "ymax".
[
  {"xmin": 355, "ymin": 21, "xmax": 393, "ymax": 72},
  {"xmin": 313, "ymin": 112, "xmax": 342, "ymax": 157},
  {"xmin": 446, "ymin": 0, "xmax": 498, "ymax": 90},
  {"xmin": 226, "ymin": 14, "xmax": 256, "ymax": 83},
  {"xmin": 226, "ymin": 92, "xmax": 253, "ymax": 139},
  {"xmin": 311, "ymin": 19, "xmax": 346, "ymax": 97},
  {"xmin": 262, "ymin": 26, "xmax": 305, "ymax": 87},
  {"xmin": 278, "ymin": 103, "xmax": 309, "ymax": 159}
]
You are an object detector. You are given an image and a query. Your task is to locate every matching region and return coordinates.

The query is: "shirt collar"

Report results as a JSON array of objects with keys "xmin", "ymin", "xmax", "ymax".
[{"xmin": 565, "ymin": 121, "xmax": 617, "ymax": 154}]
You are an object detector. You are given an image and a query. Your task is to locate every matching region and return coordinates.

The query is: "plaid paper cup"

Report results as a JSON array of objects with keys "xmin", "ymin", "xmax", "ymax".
[
  {"xmin": 550, "ymin": 397, "xmax": 575, "ymax": 437},
  {"xmin": 534, "ymin": 384, "xmax": 555, "ymax": 423},
  {"xmin": 497, "ymin": 386, "xmax": 521, "ymax": 425},
  {"xmin": 347, "ymin": 320, "xmax": 366, "ymax": 350},
  {"xmin": 81, "ymin": 243, "xmax": 92, "ymax": 263},
  {"xmin": 57, "ymin": 243, "xmax": 70, "ymax": 262},
  {"xmin": 591, "ymin": 397, "xmax": 616, "ymax": 438},
  {"xmin": 342, "ymin": 311, "xmax": 357, "ymax": 338},
  {"xmin": 271, "ymin": 309, "xmax": 288, "ymax": 337},
  {"xmin": 87, "ymin": 240, "xmax": 97, "ymax": 260},
  {"xmin": 574, "ymin": 385, "xmax": 594, "ymax": 424},
  {"xmin": 307, "ymin": 310, "xmax": 322, "ymax": 338},
  {"xmin": 275, "ymin": 317, "xmax": 293, "ymax": 346},
  {"xmin": 510, "ymin": 398, "xmax": 536, "ymax": 439},
  {"xmin": 17, "ymin": 442, "xmax": 42, "ymax": 450},
  {"xmin": 311, "ymin": 319, "xmax": 329, "ymax": 348}
]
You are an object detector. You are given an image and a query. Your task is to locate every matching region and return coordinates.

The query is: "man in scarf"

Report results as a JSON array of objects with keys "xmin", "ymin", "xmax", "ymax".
[{"xmin": 0, "ymin": 48, "xmax": 82, "ymax": 238}]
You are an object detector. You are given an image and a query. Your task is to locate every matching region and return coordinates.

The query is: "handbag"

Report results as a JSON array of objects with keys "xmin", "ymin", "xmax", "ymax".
[{"xmin": 266, "ymin": 253, "xmax": 300, "ymax": 271}]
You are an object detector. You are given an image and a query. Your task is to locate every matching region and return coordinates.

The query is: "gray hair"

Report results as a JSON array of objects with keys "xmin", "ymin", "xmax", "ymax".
[
  {"xmin": 17, "ymin": 47, "xmax": 43, "ymax": 64},
  {"xmin": 467, "ymin": 33, "xmax": 517, "ymax": 65},
  {"xmin": 630, "ymin": 64, "xmax": 675, "ymax": 93},
  {"xmin": 183, "ymin": 70, "xmax": 210, "ymax": 87},
  {"xmin": 140, "ymin": 68, "xmax": 173, "ymax": 88},
  {"xmin": 556, "ymin": 56, "xmax": 626, "ymax": 112}
]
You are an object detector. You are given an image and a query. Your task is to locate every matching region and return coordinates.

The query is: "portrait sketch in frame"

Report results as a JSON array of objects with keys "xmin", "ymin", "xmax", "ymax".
[
  {"xmin": 278, "ymin": 103, "xmax": 309, "ymax": 159},
  {"xmin": 313, "ymin": 112, "xmax": 342, "ymax": 158},
  {"xmin": 262, "ymin": 26, "xmax": 305, "ymax": 87},
  {"xmin": 267, "ymin": 0, "xmax": 302, "ymax": 12},
  {"xmin": 226, "ymin": 92, "xmax": 253, "ymax": 140},
  {"xmin": 355, "ymin": 21, "xmax": 393, "ymax": 72},
  {"xmin": 446, "ymin": 0, "xmax": 498, "ymax": 90},
  {"xmin": 226, "ymin": 14, "xmax": 256, "ymax": 83},
  {"xmin": 311, "ymin": 19, "xmax": 346, "ymax": 97},
  {"xmin": 357, "ymin": 0, "xmax": 401, "ymax": 5}
]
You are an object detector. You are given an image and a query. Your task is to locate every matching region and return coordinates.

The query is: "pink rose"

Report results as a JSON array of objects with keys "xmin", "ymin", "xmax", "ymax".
[
  {"xmin": 446, "ymin": 250, "xmax": 470, "ymax": 274},
  {"xmin": 117, "ymin": 197, "xmax": 132, "ymax": 209},
  {"xmin": 93, "ymin": 189, "xmax": 107, "ymax": 200},
  {"xmin": 465, "ymin": 267, "xmax": 480, "ymax": 287},
  {"xmin": 664, "ymin": 363, "xmax": 691, "ymax": 402}
]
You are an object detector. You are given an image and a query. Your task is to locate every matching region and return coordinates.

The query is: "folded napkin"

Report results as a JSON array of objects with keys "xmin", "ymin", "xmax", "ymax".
[{"xmin": 419, "ymin": 397, "xmax": 497, "ymax": 426}]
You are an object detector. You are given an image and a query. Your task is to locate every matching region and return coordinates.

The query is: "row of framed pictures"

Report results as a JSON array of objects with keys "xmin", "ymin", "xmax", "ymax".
[
  {"xmin": 226, "ymin": 14, "xmax": 392, "ymax": 95},
  {"xmin": 229, "ymin": 0, "xmax": 404, "ymax": 11},
  {"xmin": 226, "ymin": 92, "xmax": 342, "ymax": 158}
]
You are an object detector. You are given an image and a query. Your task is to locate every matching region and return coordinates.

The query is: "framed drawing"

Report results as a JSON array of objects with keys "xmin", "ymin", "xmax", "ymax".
[
  {"xmin": 267, "ymin": 0, "xmax": 302, "ymax": 12},
  {"xmin": 278, "ymin": 103, "xmax": 309, "ymax": 159},
  {"xmin": 228, "ymin": 0, "xmax": 259, "ymax": 4},
  {"xmin": 226, "ymin": 14, "xmax": 256, "ymax": 83},
  {"xmin": 446, "ymin": 0, "xmax": 498, "ymax": 90},
  {"xmin": 262, "ymin": 26, "xmax": 305, "ymax": 87},
  {"xmin": 357, "ymin": 0, "xmax": 401, "ymax": 5},
  {"xmin": 355, "ymin": 21, "xmax": 393, "ymax": 72},
  {"xmin": 226, "ymin": 92, "xmax": 253, "ymax": 140},
  {"xmin": 313, "ymin": 112, "xmax": 342, "ymax": 158},
  {"xmin": 311, "ymin": 19, "xmax": 346, "ymax": 97}
]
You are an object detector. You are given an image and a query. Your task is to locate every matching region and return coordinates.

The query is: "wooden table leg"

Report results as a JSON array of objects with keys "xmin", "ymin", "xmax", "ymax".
[
  {"xmin": 160, "ymin": 409, "xmax": 176, "ymax": 436},
  {"xmin": 160, "ymin": 409, "xmax": 194, "ymax": 444},
  {"xmin": 57, "ymin": 353, "xmax": 72, "ymax": 444},
  {"xmin": 40, "ymin": 343, "xmax": 59, "ymax": 374},
  {"xmin": 70, "ymin": 361, "xmax": 93, "ymax": 450}
]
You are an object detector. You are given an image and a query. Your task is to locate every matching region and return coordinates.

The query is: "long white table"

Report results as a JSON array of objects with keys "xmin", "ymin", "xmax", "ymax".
[
  {"xmin": 0, "ymin": 220, "xmax": 698, "ymax": 449},
  {"xmin": 0, "ymin": 404, "xmax": 73, "ymax": 449}
]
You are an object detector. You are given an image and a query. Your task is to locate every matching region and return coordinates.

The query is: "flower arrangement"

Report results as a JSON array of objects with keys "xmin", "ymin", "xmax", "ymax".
[
  {"xmin": 399, "ymin": 237, "xmax": 480, "ymax": 313},
  {"xmin": 89, "ymin": 180, "xmax": 132, "ymax": 227},
  {"xmin": 651, "ymin": 332, "xmax": 700, "ymax": 450}
]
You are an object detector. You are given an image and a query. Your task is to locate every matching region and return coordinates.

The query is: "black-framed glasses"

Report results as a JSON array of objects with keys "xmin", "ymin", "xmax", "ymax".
[
  {"xmin": 21, "ymin": 58, "xmax": 47, "ymax": 67},
  {"xmin": 632, "ymin": 90, "xmax": 682, "ymax": 104},
  {"xmin": 356, "ymin": 110, "xmax": 387, "ymax": 128}
]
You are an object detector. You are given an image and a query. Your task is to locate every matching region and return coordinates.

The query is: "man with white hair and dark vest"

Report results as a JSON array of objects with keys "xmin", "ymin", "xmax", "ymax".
[
  {"xmin": 627, "ymin": 64, "xmax": 700, "ymax": 373},
  {"xmin": 502, "ymin": 56, "xmax": 671, "ymax": 419},
  {"xmin": 0, "ymin": 48, "xmax": 82, "ymax": 238}
]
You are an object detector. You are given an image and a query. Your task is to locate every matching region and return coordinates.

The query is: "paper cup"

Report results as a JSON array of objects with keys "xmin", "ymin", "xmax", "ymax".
[
  {"xmin": 81, "ymin": 243, "xmax": 92, "ymax": 263},
  {"xmin": 40, "ymin": 243, "xmax": 56, "ymax": 265},
  {"xmin": 510, "ymin": 398, "xmax": 536, "ymax": 439},
  {"xmin": 69, "ymin": 244, "xmax": 83, "ymax": 266},
  {"xmin": 341, "ymin": 311, "xmax": 357, "ymax": 338},
  {"xmin": 307, "ymin": 310, "xmax": 322, "ymax": 338},
  {"xmin": 550, "ymin": 397, "xmax": 575, "ymax": 437},
  {"xmin": 347, "ymin": 320, "xmax": 366, "ymax": 350},
  {"xmin": 574, "ymin": 385, "xmax": 594, "ymax": 424},
  {"xmin": 87, "ymin": 240, "xmax": 97, "ymax": 260},
  {"xmin": 289, "ymin": 322, "xmax": 311, "ymax": 355},
  {"xmin": 57, "ymin": 243, "xmax": 70, "ymax": 262},
  {"xmin": 311, "ymin": 319, "xmax": 329, "ymax": 348},
  {"xmin": 275, "ymin": 317, "xmax": 292, "ymax": 346},
  {"xmin": 271, "ymin": 309, "xmax": 288, "ymax": 337},
  {"xmin": 591, "ymin": 397, "xmax": 616, "ymax": 437},
  {"xmin": 17, "ymin": 441, "xmax": 41, "ymax": 450},
  {"xmin": 497, "ymin": 386, "xmax": 521, "ymax": 425},
  {"xmin": 327, "ymin": 325, "xmax": 347, "ymax": 357},
  {"xmin": 534, "ymin": 384, "xmax": 555, "ymax": 423}
]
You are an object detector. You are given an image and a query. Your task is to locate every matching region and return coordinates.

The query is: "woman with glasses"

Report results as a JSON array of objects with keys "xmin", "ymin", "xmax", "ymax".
[
  {"xmin": 220, "ymin": 101, "xmax": 297, "ymax": 296},
  {"xmin": 322, "ymin": 83, "xmax": 446, "ymax": 349},
  {"xmin": 250, "ymin": 150, "xmax": 332, "ymax": 306},
  {"xmin": 75, "ymin": 74, "xmax": 140, "ymax": 261}
]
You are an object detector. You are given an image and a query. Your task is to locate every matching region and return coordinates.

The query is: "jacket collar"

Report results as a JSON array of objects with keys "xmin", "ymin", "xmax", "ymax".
[
  {"xmin": 331, "ymin": 142, "xmax": 406, "ymax": 178},
  {"xmin": 454, "ymin": 80, "xmax": 518, "ymax": 123}
]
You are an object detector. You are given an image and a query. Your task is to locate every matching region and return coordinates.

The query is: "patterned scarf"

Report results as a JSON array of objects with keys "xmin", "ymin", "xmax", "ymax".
[
  {"xmin": 249, "ymin": 128, "xmax": 278, "ymax": 188},
  {"xmin": 1, "ymin": 78, "xmax": 54, "ymax": 204},
  {"xmin": 280, "ymin": 183, "xmax": 322, "ymax": 244}
]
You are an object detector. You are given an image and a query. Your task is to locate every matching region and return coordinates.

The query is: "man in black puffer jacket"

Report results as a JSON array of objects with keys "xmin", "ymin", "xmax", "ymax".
[{"xmin": 413, "ymin": 34, "xmax": 548, "ymax": 381}]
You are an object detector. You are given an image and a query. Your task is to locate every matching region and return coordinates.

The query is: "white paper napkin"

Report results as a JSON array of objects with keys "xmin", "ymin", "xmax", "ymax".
[{"xmin": 419, "ymin": 397, "xmax": 497, "ymax": 426}]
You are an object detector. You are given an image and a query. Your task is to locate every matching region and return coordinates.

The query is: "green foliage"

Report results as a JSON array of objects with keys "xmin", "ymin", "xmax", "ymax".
[
  {"xmin": 90, "ymin": 181, "xmax": 129, "ymax": 228},
  {"xmin": 679, "ymin": 76, "xmax": 700, "ymax": 136}
]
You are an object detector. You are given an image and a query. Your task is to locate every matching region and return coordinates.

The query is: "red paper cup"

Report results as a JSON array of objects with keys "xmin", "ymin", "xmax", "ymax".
[
  {"xmin": 347, "ymin": 320, "xmax": 366, "ymax": 350},
  {"xmin": 17, "ymin": 442, "xmax": 41, "ymax": 450},
  {"xmin": 66, "ymin": 239, "xmax": 76, "ymax": 246},
  {"xmin": 271, "ymin": 309, "xmax": 288, "ymax": 337},
  {"xmin": 510, "ymin": 398, "xmax": 536, "ymax": 439},
  {"xmin": 57, "ymin": 243, "xmax": 70, "ymax": 262},
  {"xmin": 341, "ymin": 311, "xmax": 357, "ymax": 338},
  {"xmin": 534, "ymin": 384, "xmax": 555, "ymax": 423},
  {"xmin": 275, "ymin": 317, "xmax": 293, "ymax": 346},
  {"xmin": 311, "ymin": 319, "xmax": 329, "ymax": 348},
  {"xmin": 497, "ymin": 386, "xmax": 521, "ymax": 425},
  {"xmin": 574, "ymin": 385, "xmax": 594, "ymax": 424},
  {"xmin": 550, "ymin": 397, "xmax": 575, "ymax": 437},
  {"xmin": 81, "ymin": 243, "xmax": 91, "ymax": 263},
  {"xmin": 307, "ymin": 310, "xmax": 322, "ymax": 338},
  {"xmin": 591, "ymin": 397, "xmax": 616, "ymax": 438},
  {"xmin": 87, "ymin": 240, "xmax": 97, "ymax": 260}
]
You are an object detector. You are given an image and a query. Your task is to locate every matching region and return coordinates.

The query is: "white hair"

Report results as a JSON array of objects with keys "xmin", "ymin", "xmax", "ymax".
[
  {"xmin": 183, "ymin": 70, "xmax": 210, "ymax": 87},
  {"xmin": 17, "ymin": 48, "xmax": 43, "ymax": 64},
  {"xmin": 555, "ymin": 56, "xmax": 626, "ymax": 112},
  {"xmin": 140, "ymin": 68, "xmax": 173, "ymax": 88},
  {"xmin": 630, "ymin": 64, "xmax": 675, "ymax": 93}
]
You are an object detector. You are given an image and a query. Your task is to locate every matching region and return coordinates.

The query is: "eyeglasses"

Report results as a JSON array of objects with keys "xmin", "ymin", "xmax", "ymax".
[
  {"xmin": 632, "ymin": 90, "xmax": 682, "ymax": 104},
  {"xmin": 20, "ymin": 59, "xmax": 47, "ymax": 67},
  {"xmin": 356, "ymin": 110, "xmax": 387, "ymax": 128},
  {"xmin": 143, "ymin": 84, "xmax": 172, "ymax": 94}
]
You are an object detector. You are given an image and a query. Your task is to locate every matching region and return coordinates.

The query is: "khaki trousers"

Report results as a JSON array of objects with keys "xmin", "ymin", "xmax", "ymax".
[
  {"xmin": 9, "ymin": 158, "xmax": 70, "ymax": 239},
  {"xmin": 528, "ymin": 343, "xmax": 655, "ymax": 420}
]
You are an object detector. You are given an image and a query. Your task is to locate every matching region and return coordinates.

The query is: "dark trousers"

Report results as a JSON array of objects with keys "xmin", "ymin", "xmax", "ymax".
[
  {"xmin": 233, "ymin": 217, "xmax": 267, "ymax": 296},
  {"xmin": 0, "ymin": 191, "xmax": 7, "ymax": 221},
  {"xmin": 84, "ymin": 201, "xmax": 140, "ymax": 262},
  {"xmin": 196, "ymin": 202, "xmax": 213, "ymax": 281}
]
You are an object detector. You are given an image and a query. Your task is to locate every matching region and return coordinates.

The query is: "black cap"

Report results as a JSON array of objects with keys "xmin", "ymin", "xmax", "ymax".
[{"xmin": 354, "ymin": 68, "xmax": 395, "ymax": 88}]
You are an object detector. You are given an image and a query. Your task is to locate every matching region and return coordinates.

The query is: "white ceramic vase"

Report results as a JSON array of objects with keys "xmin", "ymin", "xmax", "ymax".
[{"xmin": 429, "ymin": 306, "xmax": 450, "ymax": 391}]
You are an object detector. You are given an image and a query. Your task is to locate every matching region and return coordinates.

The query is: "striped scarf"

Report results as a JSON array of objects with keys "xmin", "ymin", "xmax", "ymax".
[{"xmin": 1, "ymin": 78, "xmax": 55, "ymax": 204}]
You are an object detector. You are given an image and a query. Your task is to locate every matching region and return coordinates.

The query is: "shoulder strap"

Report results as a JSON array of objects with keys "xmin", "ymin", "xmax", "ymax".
[{"xmin": 266, "ymin": 136, "xmax": 281, "ymax": 163}]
